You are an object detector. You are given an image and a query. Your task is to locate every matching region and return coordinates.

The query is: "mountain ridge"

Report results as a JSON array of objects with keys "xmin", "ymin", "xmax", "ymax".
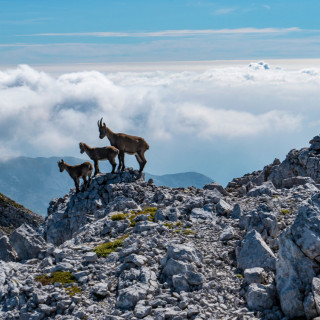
[
  {"xmin": 0, "ymin": 156, "xmax": 213, "ymax": 216},
  {"xmin": 2, "ymin": 135, "xmax": 320, "ymax": 318}
]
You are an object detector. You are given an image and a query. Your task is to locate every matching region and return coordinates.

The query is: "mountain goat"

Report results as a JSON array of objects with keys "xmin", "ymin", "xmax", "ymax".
[
  {"xmin": 79, "ymin": 142, "xmax": 119, "ymax": 175},
  {"xmin": 97, "ymin": 118, "xmax": 149, "ymax": 172},
  {"xmin": 57, "ymin": 159, "xmax": 93, "ymax": 193}
]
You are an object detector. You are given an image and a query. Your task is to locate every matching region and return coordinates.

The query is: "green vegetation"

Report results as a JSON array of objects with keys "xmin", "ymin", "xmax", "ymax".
[
  {"xmin": 281, "ymin": 209, "xmax": 290, "ymax": 215},
  {"xmin": 0, "ymin": 225, "xmax": 14, "ymax": 235},
  {"xmin": 35, "ymin": 271, "xmax": 82, "ymax": 297},
  {"xmin": 175, "ymin": 221, "xmax": 183, "ymax": 227},
  {"xmin": 0, "ymin": 193, "xmax": 24, "ymax": 210},
  {"xmin": 182, "ymin": 229, "xmax": 195, "ymax": 235},
  {"xmin": 111, "ymin": 213, "xmax": 127, "ymax": 221},
  {"xmin": 128, "ymin": 207, "xmax": 157, "ymax": 227},
  {"xmin": 164, "ymin": 222, "xmax": 174, "ymax": 229},
  {"xmin": 235, "ymin": 274, "xmax": 243, "ymax": 278},
  {"xmin": 35, "ymin": 271, "xmax": 76, "ymax": 286},
  {"xmin": 93, "ymin": 234, "xmax": 128, "ymax": 257},
  {"xmin": 65, "ymin": 285, "xmax": 82, "ymax": 296}
]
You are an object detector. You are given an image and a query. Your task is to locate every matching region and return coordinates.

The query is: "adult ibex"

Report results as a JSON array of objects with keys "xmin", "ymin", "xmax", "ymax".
[
  {"xmin": 57, "ymin": 159, "xmax": 93, "ymax": 193},
  {"xmin": 97, "ymin": 118, "xmax": 149, "ymax": 172},
  {"xmin": 79, "ymin": 142, "xmax": 119, "ymax": 175}
]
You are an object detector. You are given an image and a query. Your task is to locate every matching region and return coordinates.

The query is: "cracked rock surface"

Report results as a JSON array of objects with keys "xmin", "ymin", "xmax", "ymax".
[{"xmin": 3, "ymin": 136, "xmax": 320, "ymax": 319}]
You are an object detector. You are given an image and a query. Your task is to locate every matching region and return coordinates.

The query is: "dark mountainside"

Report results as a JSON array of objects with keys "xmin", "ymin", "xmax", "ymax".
[
  {"xmin": 0, "ymin": 156, "xmax": 213, "ymax": 216},
  {"xmin": 3, "ymin": 135, "xmax": 320, "ymax": 319},
  {"xmin": 0, "ymin": 192, "xmax": 43, "ymax": 236}
]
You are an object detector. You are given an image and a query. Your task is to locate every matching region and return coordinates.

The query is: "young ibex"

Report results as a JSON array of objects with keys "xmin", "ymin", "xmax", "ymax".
[
  {"xmin": 79, "ymin": 142, "xmax": 119, "ymax": 175},
  {"xmin": 57, "ymin": 159, "xmax": 93, "ymax": 193},
  {"xmin": 97, "ymin": 118, "xmax": 149, "ymax": 172}
]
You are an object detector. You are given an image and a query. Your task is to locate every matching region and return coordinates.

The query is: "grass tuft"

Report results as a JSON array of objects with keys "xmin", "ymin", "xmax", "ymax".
[
  {"xmin": 164, "ymin": 222, "xmax": 174, "ymax": 229},
  {"xmin": 35, "ymin": 271, "xmax": 76, "ymax": 286},
  {"xmin": 281, "ymin": 209, "xmax": 290, "ymax": 215},
  {"xmin": 65, "ymin": 286, "xmax": 82, "ymax": 296},
  {"xmin": 128, "ymin": 207, "xmax": 157, "ymax": 227},
  {"xmin": 182, "ymin": 229, "xmax": 195, "ymax": 235},
  {"xmin": 93, "ymin": 234, "xmax": 128, "ymax": 257},
  {"xmin": 111, "ymin": 213, "xmax": 127, "ymax": 221}
]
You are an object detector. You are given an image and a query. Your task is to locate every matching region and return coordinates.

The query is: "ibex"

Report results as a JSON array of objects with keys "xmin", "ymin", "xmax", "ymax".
[
  {"xmin": 97, "ymin": 118, "xmax": 149, "ymax": 172},
  {"xmin": 57, "ymin": 159, "xmax": 93, "ymax": 193},
  {"xmin": 79, "ymin": 142, "xmax": 119, "ymax": 175}
]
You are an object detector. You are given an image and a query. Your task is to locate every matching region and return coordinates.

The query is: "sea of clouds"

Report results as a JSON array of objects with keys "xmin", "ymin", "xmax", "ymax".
[{"xmin": 1, "ymin": 61, "xmax": 320, "ymax": 184}]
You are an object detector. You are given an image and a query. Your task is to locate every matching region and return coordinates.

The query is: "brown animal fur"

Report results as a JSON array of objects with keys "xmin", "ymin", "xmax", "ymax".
[
  {"xmin": 79, "ymin": 142, "xmax": 119, "ymax": 175},
  {"xmin": 98, "ymin": 118, "xmax": 149, "ymax": 172},
  {"xmin": 57, "ymin": 159, "xmax": 93, "ymax": 193}
]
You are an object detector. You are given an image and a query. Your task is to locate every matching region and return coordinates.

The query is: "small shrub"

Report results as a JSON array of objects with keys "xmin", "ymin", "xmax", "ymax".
[
  {"xmin": 65, "ymin": 285, "xmax": 82, "ymax": 296},
  {"xmin": 182, "ymin": 229, "xmax": 195, "ymax": 235},
  {"xmin": 281, "ymin": 209, "xmax": 290, "ymax": 215},
  {"xmin": 35, "ymin": 271, "xmax": 76, "ymax": 286},
  {"xmin": 175, "ymin": 221, "xmax": 183, "ymax": 227},
  {"xmin": 128, "ymin": 207, "xmax": 157, "ymax": 226},
  {"xmin": 93, "ymin": 234, "xmax": 128, "ymax": 258},
  {"xmin": 164, "ymin": 222, "xmax": 174, "ymax": 229},
  {"xmin": 235, "ymin": 274, "xmax": 243, "ymax": 278},
  {"xmin": 111, "ymin": 213, "xmax": 127, "ymax": 221}
]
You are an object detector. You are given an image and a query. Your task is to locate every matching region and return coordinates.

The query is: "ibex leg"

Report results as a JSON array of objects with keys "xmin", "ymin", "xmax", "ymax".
[
  {"xmin": 74, "ymin": 178, "xmax": 80, "ymax": 193},
  {"xmin": 94, "ymin": 160, "xmax": 100, "ymax": 176},
  {"xmin": 117, "ymin": 153, "xmax": 122, "ymax": 171},
  {"xmin": 137, "ymin": 151, "xmax": 147, "ymax": 172},
  {"xmin": 82, "ymin": 176, "xmax": 87, "ymax": 191},
  {"xmin": 119, "ymin": 151, "xmax": 125, "ymax": 171},
  {"xmin": 110, "ymin": 158, "xmax": 117, "ymax": 173}
]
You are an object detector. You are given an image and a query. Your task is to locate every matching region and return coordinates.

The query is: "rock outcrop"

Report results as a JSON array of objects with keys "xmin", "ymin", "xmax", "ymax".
[
  {"xmin": 0, "ymin": 192, "xmax": 43, "ymax": 235},
  {"xmin": 4, "ymin": 136, "xmax": 320, "ymax": 319},
  {"xmin": 227, "ymin": 134, "xmax": 320, "ymax": 195}
]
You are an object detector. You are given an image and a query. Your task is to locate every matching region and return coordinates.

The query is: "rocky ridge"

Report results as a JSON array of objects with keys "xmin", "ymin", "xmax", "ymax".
[
  {"xmin": 2, "ymin": 136, "xmax": 320, "ymax": 319},
  {"xmin": 0, "ymin": 192, "xmax": 43, "ymax": 236}
]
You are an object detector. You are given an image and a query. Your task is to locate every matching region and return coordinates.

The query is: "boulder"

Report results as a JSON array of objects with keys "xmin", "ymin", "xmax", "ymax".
[
  {"xmin": 216, "ymin": 199, "xmax": 232, "ymax": 216},
  {"xmin": 276, "ymin": 229, "xmax": 318, "ymax": 319},
  {"xmin": 0, "ymin": 236, "xmax": 18, "ymax": 262},
  {"xmin": 282, "ymin": 176, "xmax": 316, "ymax": 189},
  {"xmin": 219, "ymin": 226, "xmax": 234, "ymax": 241},
  {"xmin": 203, "ymin": 182, "xmax": 229, "ymax": 196},
  {"xmin": 237, "ymin": 230, "xmax": 276, "ymax": 271},
  {"xmin": 246, "ymin": 283, "xmax": 276, "ymax": 311},
  {"xmin": 244, "ymin": 268, "xmax": 266, "ymax": 285},
  {"xmin": 161, "ymin": 243, "xmax": 204, "ymax": 292},
  {"xmin": 231, "ymin": 203, "xmax": 242, "ymax": 219},
  {"xmin": 247, "ymin": 181, "xmax": 276, "ymax": 197},
  {"xmin": 9, "ymin": 223, "xmax": 47, "ymax": 260},
  {"xmin": 312, "ymin": 277, "xmax": 320, "ymax": 315},
  {"xmin": 190, "ymin": 208, "xmax": 214, "ymax": 221},
  {"xmin": 291, "ymin": 193, "xmax": 320, "ymax": 261}
]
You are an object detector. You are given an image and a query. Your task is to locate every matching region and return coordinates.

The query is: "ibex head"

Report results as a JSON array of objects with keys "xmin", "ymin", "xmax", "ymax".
[
  {"xmin": 57, "ymin": 159, "xmax": 65, "ymax": 172},
  {"xmin": 97, "ymin": 117, "xmax": 107, "ymax": 139},
  {"xmin": 79, "ymin": 142, "xmax": 85, "ymax": 154}
]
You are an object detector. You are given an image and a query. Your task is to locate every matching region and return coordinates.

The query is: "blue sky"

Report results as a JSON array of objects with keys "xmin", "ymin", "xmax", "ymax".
[
  {"xmin": 1, "ymin": 0, "xmax": 320, "ymax": 63},
  {"xmin": 1, "ymin": 1, "xmax": 320, "ymax": 186}
]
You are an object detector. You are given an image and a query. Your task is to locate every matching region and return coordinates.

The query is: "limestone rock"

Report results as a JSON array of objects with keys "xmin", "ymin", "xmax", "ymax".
[
  {"xmin": 276, "ymin": 229, "xmax": 318, "ymax": 319},
  {"xmin": 0, "ymin": 236, "xmax": 18, "ymax": 262},
  {"xmin": 291, "ymin": 193, "xmax": 320, "ymax": 261},
  {"xmin": 237, "ymin": 230, "xmax": 276, "ymax": 271},
  {"xmin": 9, "ymin": 223, "xmax": 47, "ymax": 260},
  {"xmin": 247, "ymin": 181, "xmax": 276, "ymax": 197},
  {"xmin": 203, "ymin": 182, "xmax": 229, "ymax": 196},
  {"xmin": 246, "ymin": 283, "xmax": 276, "ymax": 311}
]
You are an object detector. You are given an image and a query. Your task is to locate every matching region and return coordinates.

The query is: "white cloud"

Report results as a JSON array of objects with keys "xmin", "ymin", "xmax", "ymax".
[
  {"xmin": 213, "ymin": 8, "xmax": 236, "ymax": 15},
  {"xmin": 27, "ymin": 27, "xmax": 301, "ymax": 38},
  {"xmin": 1, "ymin": 62, "xmax": 320, "ymax": 182}
]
